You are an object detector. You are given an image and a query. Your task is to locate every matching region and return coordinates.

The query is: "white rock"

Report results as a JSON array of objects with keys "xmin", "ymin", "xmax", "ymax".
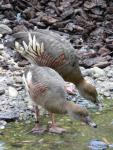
[
  {"xmin": 8, "ymin": 86, "xmax": 18, "ymax": 97},
  {"xmin": 0, "ymin": 34, "xmax": 3, "ymax": 38},
  {"xmin": 103, "ymin": 91, "xmax": 110, "ymax": 97},
  {"xmin": 103, "ymin": 82, "xmax": 113, "ymax": 90},
  {"xmin": 0, "ymin": 120, "xmax": 7, "ymax": 129},
  {"xmin": 91, "ymin": 67, "xmax": 106, "ymax": 78},
  {"xmin": 0, "ymin": 44, "xmax": 4, "ymax": 50},
  {"xmin": 107, "ymin": 70, "xmax": 113, "ymax": 78}
]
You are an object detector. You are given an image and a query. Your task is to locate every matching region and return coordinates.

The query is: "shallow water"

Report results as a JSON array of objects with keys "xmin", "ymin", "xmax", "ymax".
[{"xmin": 0, "ymin": 100, "xmax": 113, "ymax": 150}]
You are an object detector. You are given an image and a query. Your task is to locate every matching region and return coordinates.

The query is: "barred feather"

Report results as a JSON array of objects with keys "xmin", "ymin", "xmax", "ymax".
[
  {"xmin": 33, "ymin": 52, "xmax": 66, "ymax": 68},
  {"xmin": 15, "ymin": 33, "xmax": 66, "ymax": 68},
  {"xmin": 28, "ymin": 82, "xmax": 48, "ymax": 100}
]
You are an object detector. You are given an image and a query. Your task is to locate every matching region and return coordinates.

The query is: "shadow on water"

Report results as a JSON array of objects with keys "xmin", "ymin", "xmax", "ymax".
[{"xmin": 0, "ymin": 100, "xmax": 113, "ymax": 150}]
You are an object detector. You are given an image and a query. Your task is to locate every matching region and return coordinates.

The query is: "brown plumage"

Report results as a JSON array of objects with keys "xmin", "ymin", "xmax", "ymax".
[
  {"xmin": 13, "ymin": 29, "xmax": 101, "ymax": 108},
  {"xmin": 23, "ymin": 65, "xmax": 97, "ymax": 133}
]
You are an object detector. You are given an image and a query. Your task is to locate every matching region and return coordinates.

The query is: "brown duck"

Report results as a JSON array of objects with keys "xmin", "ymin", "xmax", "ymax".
[
  {"xmin": 23, "ymin": 65, "xmax": 97, "ymax": 134},
  {"xmin": 13, "ymin": 29, "xmax": 101, "ymax": 108}
]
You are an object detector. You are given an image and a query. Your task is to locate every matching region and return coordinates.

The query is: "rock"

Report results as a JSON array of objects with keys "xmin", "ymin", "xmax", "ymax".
[
  {"xmin": 0, "ymin": 89, "xmax": 5, "ymax": 95},
  {"xmin": 8, "ymin": 86, "xmax": 18, "ymax": 97},
  {"xmin": 0, "ymin": 60, "xmax": 9, "ymax": 70},
  {"xmin": 0, "ymin": 111, "xmax": 19, "ymax": 122},
  {"xmin": 0, "ymin": 34, "xmax": 3, "ymax": 38},
  {"xmin": 0, "ymin": 4, "xmax": 13, "ymax": 10},
  {"xmin": 91, "ymin": 67, "xmax": 106, "ymax": 78},
  {"xmin": 93, "ymin": 61, "xmax": 111, "ymax": 68},
  {"xmin": 98, "ymin": 47, "xmax": 110, "ymax": 56},
  {"xmin": 106, "ymin": 70, "xmax": 113, "ymax": 78},
  {"xmin": 103, "ymin": 91, "xmax": 110, "ymax": 97},
  {"xmin": 61, "ymin": 9, "xmax": 74, "ymax": 20},
  {"xmin": 14, "ymin": 76, "xmax": 23, "ymax": 84},
  {"xmin": 0, "ymin": 44, "xmax": 4, "ymax": 50},
  {"xmin": 0, "ymin": 120, "xmax": 7, "ymax": 129},
  {"xmin": 41, "ymin": 15, "xmax": 58, "ymax": 25},
  {"xmin": 18, "ymin": 60, "xmax": 30, "ymax": 67},
  {"xmin": 103, "ymin": 82, "xmax": 113, "ymax": 90},
  {"xmin": 81, "ymin": 68, "xmax": 94, "ymax": 77},
  {"xmin": 0, "ymin": 24, "xmax": 12, "ymax": 35},
  {"xmin": 1, "ymin": 18, "xmax": 10, "ymax": 24},
  {"xmin": 13, "ymin": 25, "xmax": 28, "ymax": 33}
]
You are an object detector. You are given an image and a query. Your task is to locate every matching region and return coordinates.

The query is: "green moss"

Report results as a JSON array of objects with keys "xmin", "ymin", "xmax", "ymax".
[{"xmin": 0, "ymin": 100, "xmax": 113, "ymax": 150}]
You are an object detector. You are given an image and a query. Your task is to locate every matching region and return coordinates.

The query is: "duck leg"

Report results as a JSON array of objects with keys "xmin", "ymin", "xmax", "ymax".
[
  {"xmin": 49, "ymin": 113, "xmax": 66, "ymax": 134},
  {"xmin": 31, "ymin": 105, "xmax": 46, "ymax": 134}
]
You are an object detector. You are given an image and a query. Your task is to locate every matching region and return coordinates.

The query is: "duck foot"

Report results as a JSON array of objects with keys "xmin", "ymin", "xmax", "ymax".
[
  {"xmin": 49, "ymin": 126, "xmax": 66, "ymax": 134},
  {"xmin": 31, "ymin": 124, "xmax": 47, "ymax": 134}
]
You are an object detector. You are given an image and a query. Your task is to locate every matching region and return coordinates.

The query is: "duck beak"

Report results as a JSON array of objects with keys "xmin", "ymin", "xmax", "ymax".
[{"xmin": 85, "ymin": 116, "xmax": 97, "ymax": 128}]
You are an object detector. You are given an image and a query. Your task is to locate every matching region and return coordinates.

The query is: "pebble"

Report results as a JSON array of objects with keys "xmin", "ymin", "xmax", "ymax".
[
  {"xmin": 0, "ymin": 89, "xmax": 5, "ymax": 95},
  {"xmin": 8, "ymin": 86, "xmax": 18, "ymax": 97},
  {"xmin": 0, "ymin": 120, "xmax": 7, "ymax": 129},
  {"xmin": 38, "ymin": 139, "xmax": 44, "ymax": 144},
  {"xmin": 0, "ymin": 24, "xmax": 12, "ymax": 35},
  {"xmin": 0, "ymin": 34, "xmax": 3, "ymax": 38},
  {"xmin": 91, "ymin": 67, "xmax": 106, "ymax": 78},
  {"xmin": 14, "ymin": 76, "xmax": 23, "ymax": 84},
  {"xmin": 0, "ymin": 44, "xmax": 4, "ymax": 50},
  {"xmin": 0, "ymin": 111, "xmax": 19, "ymax": 121}
]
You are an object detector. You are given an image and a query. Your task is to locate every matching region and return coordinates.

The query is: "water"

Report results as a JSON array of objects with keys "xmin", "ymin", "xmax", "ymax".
[
  {"xmin": 0, "ymin": 100, "xmax": 113, "ymax": 150},
  {"xmin": 0, "ymin": 141, "xmax": 5, "ymax": 150}
]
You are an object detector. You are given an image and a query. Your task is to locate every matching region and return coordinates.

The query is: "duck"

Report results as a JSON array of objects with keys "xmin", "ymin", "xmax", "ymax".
[
  {"xmin": 23, "ymin": 65, "xmax": 97, "ymax": 134},
  {"xmin": 13, "ymin": 29, "xmax": 101, "ymax": 109}
]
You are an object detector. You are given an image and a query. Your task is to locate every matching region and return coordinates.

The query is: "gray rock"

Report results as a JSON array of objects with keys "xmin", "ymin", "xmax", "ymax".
[
  {"xmin": 0, "ymin": 24, "xmax": 12, "ymax": 35},
  {"xmin": 81, "ymin": 68, "xmax": 93, "ymax": 77},
  {"xmin": 91, "ymin": 67, "xmax": 106, "ymax": 78},
  {"xmin": 0, "ymin": 111, "xmax": 19, "ymax": 122}
]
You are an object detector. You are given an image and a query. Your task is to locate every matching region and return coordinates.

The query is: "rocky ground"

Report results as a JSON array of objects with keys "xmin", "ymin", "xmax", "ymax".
[{"xmin": 0, "ymin": 0, "xmax": 113, "ymax": 128}]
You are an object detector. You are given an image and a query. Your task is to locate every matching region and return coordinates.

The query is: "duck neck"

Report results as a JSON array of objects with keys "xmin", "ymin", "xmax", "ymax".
[{"xmin": 75, "ymin": 79, "xmax": 87, "ymax": 98}]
